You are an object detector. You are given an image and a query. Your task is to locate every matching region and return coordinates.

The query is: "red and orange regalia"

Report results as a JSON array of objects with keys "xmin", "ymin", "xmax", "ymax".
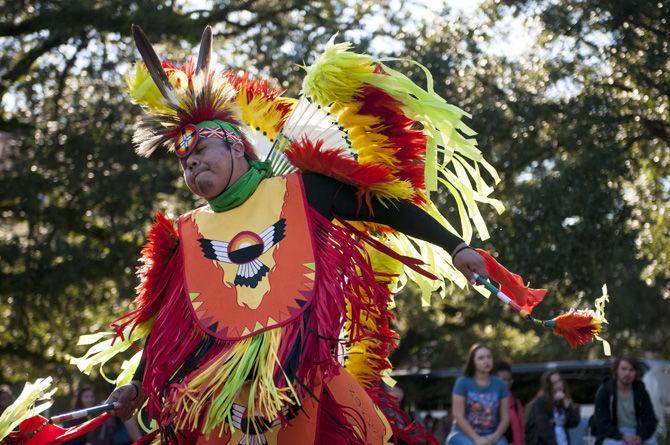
[{"xmin": 70, "ymin": 26, "xmax": 504, "ymax": 445}]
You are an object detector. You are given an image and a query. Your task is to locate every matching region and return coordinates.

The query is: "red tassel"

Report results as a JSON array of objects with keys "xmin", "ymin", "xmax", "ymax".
[
  {"xmin": 298, "ymin": 208, "xmax": 394, "ymax": 385},
  {"xmin": 552, "ymin": 309, "xmax": 602, "ymax": 348},
  {"xmin": 475, "ymin": 249, "xmax": 546, "ymax": 313}
]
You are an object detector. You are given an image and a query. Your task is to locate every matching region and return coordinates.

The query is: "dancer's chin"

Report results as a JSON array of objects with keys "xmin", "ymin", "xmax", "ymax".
[{"xmin": 195, "ymin": 177, "xmax": 220, "ymax": 200}]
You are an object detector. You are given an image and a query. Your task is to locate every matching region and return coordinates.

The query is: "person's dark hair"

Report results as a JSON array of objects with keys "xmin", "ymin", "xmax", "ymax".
[
  {"xmin": 72, "ymin": 385, "xmax": 96, "ymax": 410},
  {"xmin": 612, "ymin": 356, "xmax": 641, "ymax": 380},
  {"xmin": 0, "ymin": 384, "xmax": 12, "ymax": 396},
  {"xmin": 0, "ymin": 384, "xmax": 15, "ymax": 412},
  {"xmin": 463, "ymin": 343, "xmax": 491, "ymax": 377},
  {"xmin": 492, "ymin": 360, "xmax": 512, "ymax": 374},
  {"xmin": 532, "ymin": 371, "xmax": 572, "ymax": 409}
]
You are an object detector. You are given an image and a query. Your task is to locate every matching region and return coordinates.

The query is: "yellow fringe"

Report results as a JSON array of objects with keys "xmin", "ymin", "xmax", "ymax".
[
  {"xmin": 0, "ymin": 377, "xmax": 56, "ymax": 441},
  {"xmin": 70, "ymin": 320, "xmax": 153, "ymax": 384},
  {"xmin": 301, "ymin": 37, "xmax": 376, "ymax": 105},
  {"xmin": 167, "ymin": 329, "xmax": 298, "ymax": 438},
  {"xmin": 344, "ymin": 245, "xmax": 403, "ymax": 389}
]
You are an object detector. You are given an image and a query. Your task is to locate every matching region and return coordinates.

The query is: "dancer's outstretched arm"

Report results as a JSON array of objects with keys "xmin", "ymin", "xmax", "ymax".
[{"xmin": 302, "ymin": 172, "xmax": 487, "ymax": 282}]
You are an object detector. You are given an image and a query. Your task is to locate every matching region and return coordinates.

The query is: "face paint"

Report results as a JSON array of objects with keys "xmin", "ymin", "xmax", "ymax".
[{"xmin": 175, "ymin": 122, "xmax": 242, "ymax": 158}]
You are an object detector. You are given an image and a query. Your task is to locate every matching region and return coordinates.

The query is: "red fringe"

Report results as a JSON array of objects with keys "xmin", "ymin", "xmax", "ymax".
[
  {"xmin": 369, "ymin": 386, "xmax": 439, "ymax": 445},
  {"xmin": 293, "ymin": 208, "xmax": 394, "ymax": 387},
  {"xmin": 336, "ymin": 217, "xmax": 438, "ymax": 281},
  {"xmin": 553, "ymin": 309, "xmax": 600, "ymax": 348},
  {"xmin": 113, "ymin": 212, "xmax": 178, "ymax": 340},
  {"xmin": 138, "ymin": 247, "xmax": 211, "ymax": 422},
  {"xmin": 315, "ymin": 384, "xmax": 367, "ymax": 445}
]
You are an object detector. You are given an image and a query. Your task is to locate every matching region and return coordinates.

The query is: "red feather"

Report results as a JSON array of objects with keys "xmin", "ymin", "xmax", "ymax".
[
  {"xmin": 356, "ymin": 86, "xmax": 427, "ymax": 202},
  {"xmin": 285, "ymin": 137, "xmax": 396, "ymax": 193},
  {"xmin": 476, "ymin": 249, "xmax": 547, "ymax": 313},
  {"xmin": 552, "ymin": 309, "xmax": 602, "ymax": 348}
]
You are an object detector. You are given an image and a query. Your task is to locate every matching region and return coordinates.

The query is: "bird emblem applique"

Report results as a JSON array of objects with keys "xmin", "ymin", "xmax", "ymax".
[{"xmin": 199, "ymin": 219, "xmax": 286, "ymax": 288}]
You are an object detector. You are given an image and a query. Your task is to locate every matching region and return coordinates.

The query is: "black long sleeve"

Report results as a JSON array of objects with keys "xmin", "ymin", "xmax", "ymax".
[
  {"xmin": 132, "ymin": 356, "xmax": 146, "ymax": 382},
  {"xmin": 301, "ymin": 172, "xmax": 464, "ymax": 253}
]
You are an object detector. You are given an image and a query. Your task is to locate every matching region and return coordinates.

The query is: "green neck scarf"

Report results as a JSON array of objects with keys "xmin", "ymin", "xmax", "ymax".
[{"xmin": 207, "ymin": 160, "xmax": 273, "ymax": 212}]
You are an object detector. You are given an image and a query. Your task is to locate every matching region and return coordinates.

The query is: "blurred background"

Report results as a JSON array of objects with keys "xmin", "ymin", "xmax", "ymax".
[{"xmin": 0, "ymin": 0, "xmax": 668, "ymax": 420}]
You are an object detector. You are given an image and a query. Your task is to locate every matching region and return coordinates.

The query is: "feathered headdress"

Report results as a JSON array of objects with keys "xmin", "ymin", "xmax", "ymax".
[{"xmin": 126, "ymin": 25, "xmax": 295, "ymax": 160}]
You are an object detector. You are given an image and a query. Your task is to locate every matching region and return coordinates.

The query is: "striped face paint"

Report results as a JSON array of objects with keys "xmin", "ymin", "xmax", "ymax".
[{"xmin": 175, "ymin": 122, "xmax": 242, "ymax": 158}]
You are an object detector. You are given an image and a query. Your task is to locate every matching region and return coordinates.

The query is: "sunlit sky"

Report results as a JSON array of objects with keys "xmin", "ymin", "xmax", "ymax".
[
  {"xmin": 0, "ymin": 1, "xmax": 543, "ymax": 113},
  {"xmin": 180, "ymin": 0, "xmax": 539, "ymax": 59}
]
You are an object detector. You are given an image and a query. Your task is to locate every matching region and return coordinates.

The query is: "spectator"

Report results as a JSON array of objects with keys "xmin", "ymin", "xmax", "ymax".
[
  {"xmin": 433, "ymin": 415, "xmax": 451, "ymax": 444},
  {"xmin": 447, "ymin": 343, "xmax": 509, "ymax": 445},
  {"xmin": 0, "ymin": 384, "xmax": 15, "ymax": 416},
  {"xmin": 641, "ymin": 363, "xmax": 668, "ymax": 442},
  {"xmin": 65, "ymin": 386, "xmax": 132, "ymax": 445},
  {"xmin": 493, "ymin": 361, "xmax": 524, "ymax": 445},
  {"xmin": 593, "ymin": 356, "xmax": 658, "ymax": 445},
  {"xmin": 424, "ymin": 413, "xmax": 436, "ymax": 431},
  {"xmin": 525, "ymin": 371, "xmax": 580, "ymax": 445}
]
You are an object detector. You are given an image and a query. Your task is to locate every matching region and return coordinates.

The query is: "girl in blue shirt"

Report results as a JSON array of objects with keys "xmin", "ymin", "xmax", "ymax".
[{"xmin": 448, "ymin": 343, "xmax": 510, "ymax": 445}]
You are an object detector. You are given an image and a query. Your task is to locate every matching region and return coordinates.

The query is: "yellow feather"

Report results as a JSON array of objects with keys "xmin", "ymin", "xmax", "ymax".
[
  {"xmin": 235, "ymin": 88, "xmax": 295, "ymax": 140},
  {"xmin": 344, "ymin": 245, "xmax": 404, "ymax": 388},
  {"xmin": 125, "ymin": 62, "xmax": 174, "ymax": 115}
]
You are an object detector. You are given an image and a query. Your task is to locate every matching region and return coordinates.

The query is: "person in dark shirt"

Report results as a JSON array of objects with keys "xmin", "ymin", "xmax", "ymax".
[
  {"xmin": 65, "ymin": 386, "xmax": 132, "ymax": 445},
  {"xmin": 593, "ymin": 357, "xmax": 657, "ymax": 445},
  {"xmin": 525, "ymin": 371, "xmax": 580, "ymax": 445},
  {"xmin": 0, "ymin": 384, "xmax": 15, "ymax": 417},
  {"xmin": 493, "ymin": 361, "xmax": 524, "ymax": 445}
]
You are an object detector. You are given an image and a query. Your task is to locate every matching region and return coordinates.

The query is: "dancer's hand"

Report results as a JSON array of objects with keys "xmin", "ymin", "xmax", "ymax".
[
  {"xmin": 106, "ymin": 381, "xmax": 144, "ymax": 421},
  {"xmin": 451, "ymin": 242, "xmax": 487, "ymax": 284}
]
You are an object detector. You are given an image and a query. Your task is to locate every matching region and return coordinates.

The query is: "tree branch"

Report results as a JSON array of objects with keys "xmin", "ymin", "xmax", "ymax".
[{"xmin": 0, "ymin": 32, "xmax": 68, "ymax": 97}]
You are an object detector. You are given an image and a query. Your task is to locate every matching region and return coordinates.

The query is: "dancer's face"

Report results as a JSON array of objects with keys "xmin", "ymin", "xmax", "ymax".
[
  {"xmin": 474, "ymin": 347, "xmax": 493, "ymax": 374},
  {"xmin": 181, "ymin": 138, "xmax": 246, "ymax": 199}
]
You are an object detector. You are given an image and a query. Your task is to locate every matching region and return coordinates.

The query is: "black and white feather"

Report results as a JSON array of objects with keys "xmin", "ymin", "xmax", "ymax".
[{"xmin": 263, "ymin": 96, "xmax": 356, "ymax": 173}]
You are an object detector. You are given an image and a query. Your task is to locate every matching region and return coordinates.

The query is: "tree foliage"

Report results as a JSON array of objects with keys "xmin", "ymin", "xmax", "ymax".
[
  {"xmin": 390, "ymin": 0, "xmax": 669, "ymax": 369},
  {"xmin": 0, "ymin": 0, "xmax": 667, "ymax": 403},
  {"xmin": 0, "ymin": 0, "xmax": 377, "ymax": 399}
]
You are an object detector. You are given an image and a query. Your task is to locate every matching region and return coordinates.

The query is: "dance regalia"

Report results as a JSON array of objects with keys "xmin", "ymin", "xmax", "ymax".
[{"xmin": 72, "ymin": 26, "xmax": 503, "ymax": 444}]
